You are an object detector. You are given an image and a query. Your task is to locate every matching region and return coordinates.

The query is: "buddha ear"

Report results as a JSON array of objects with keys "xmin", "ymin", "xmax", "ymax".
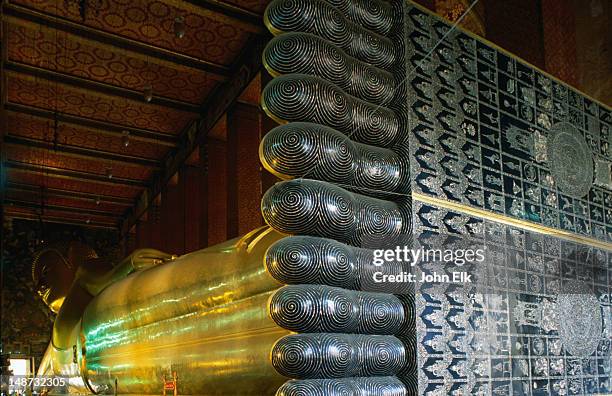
[{"xmin": 130, "ymin": 248, "xmax": 176, "ymax": 270}]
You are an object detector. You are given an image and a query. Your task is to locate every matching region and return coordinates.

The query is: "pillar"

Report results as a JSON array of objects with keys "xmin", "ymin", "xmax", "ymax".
[
  {"xmin": 182, "ymin": 149, "xmax": 208, "ymax": 252},
  {"xmin": 207, "ymin": 137, "xmax": 228, "ymax": 246},
  {"xmin": 161, "ymin": 173, "xmax": 184, "ymax": 255},
  {"xmin": 227, "ymin": 102, "xmax": 263, "ymax": 238}
]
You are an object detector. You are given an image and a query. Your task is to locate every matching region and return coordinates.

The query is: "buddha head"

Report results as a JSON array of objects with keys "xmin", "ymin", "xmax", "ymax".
[{"xmin": 32, "ymin": 241, "xmax": 98, "ymax": 313}]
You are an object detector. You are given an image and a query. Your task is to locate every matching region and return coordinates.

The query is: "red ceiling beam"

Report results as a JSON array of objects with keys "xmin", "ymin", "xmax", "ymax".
[
  {"xmin": 5, "ymin": 211, "xmax": 118, "ymax": 229},
  {"xmin": 5, "ymin": 103, "xmax": 178, "ymax": 147},
  {"xmin": 4, "ymin": 135, "xmax": 161, "ymax": 169},
  {"xmin": 6, "ymin": 161, "xmax": 149, "ymax": 187},
  {"xmin": 5, "ymin": 61, "xmax": 201, "ymax": 113},
  {"xmin": 4, "ymin": 199, "xmax": 123, "ymax": 219},
  {"xmin": 184, "ymin": 0, "xmax": 262, "ymax": 27},
  {"xmin": 6, "ymin": 182, "xmax": 133, "ymax": 206}
]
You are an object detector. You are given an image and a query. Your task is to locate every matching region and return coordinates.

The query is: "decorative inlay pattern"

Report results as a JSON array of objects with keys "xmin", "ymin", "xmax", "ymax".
[
  {"xmin": 412, "ymin": 199, "xmax": 611, "ymax": 396},
  {"xmin": 260, "ymin": 0, "xmax": 414, "ymax": 393},
  {"xmin": 556, "ymin": 282, "xmax": 603, "ymax": 358},
  {"xmin": 276, "ymin": 377, "xmax": 407, "ymax": 396},
  {"xmin": 324, "ymin": 0, "xmax": 394, "ymax": 36},
  {"xmin": 260, "ymin": 123, "xmax": 406, "ymax": 192},
  {"xmin": 265, "ymin": 235, "xmax": 411, "ymax": 293},
  {"xmin": 264, "ymin": 0, "xmax": 395, "ymax": 69},
  {"xmin": 405, "ymin": 3, "xmax": 612, "ymax": 395},
  {"xmin": 263, "ymin": 33, "xmax": 395, "ymax": 105},
  {"xmin": 547, "ymin": 122, "xmax": 593, "ymax": 199},
  {"xmin": 271, "ymin": 333, "xmax": 406, "ymax": 378},
  {"xmin": 261, "ymin": 179, "xmax": 407, "ymax": 246},
  {"xmin": 404, "ymin": 2, "xmax": 612, "ymax": 242},
  {"xmin": 262, "ymin": 75, "xmax": 399, "ymax": 148},
  {"xmin": 269, "ymin": 285, "xmax": 405, "ymax": 334}
]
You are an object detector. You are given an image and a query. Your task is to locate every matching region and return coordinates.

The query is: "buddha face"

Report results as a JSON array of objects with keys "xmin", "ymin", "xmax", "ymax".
[
  {"xmin": 33, "ymin": 249, "xmax": 74, "ymax": 313},
  {"xmin": 33, "ymin": 242, "xmax": 96, "ymax": 313}
]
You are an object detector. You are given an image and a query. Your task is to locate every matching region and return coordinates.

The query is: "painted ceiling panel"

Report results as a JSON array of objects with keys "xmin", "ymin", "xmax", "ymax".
[
  {"xmin": 6, "ymin": 145, "xmax": 154, "ymax": 181},
  {"xmin": 5, "ymin": 206, "xmax": 118, "ymax": 225},
  {"xmin": 6, "ymin": 73, "xmax": 197, "ymax": 134},
  {"xmin": 13, "ymin": 0, "xmax": 253, "ymax": 65},
  {"xmin": 6, "ymin": 21, "xmax": 222, "ymax": 104},
  {"xmin": 5, "ymin": 189, "xmax": 126, "ymax": 215},
  {"xmin": 3, "ymin": 0, "xmax": 262, "ymax": 227},
  {"xmin": 7, "ymin": 169, "xmax": 142, "ymax": 199},
  {"xmin": 6, "ymin": 113, "xmax": 169, "ymax": 160}
]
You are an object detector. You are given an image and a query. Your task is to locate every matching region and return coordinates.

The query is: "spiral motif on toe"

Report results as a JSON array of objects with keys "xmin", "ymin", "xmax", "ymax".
[
  {"xmin": 261, "ymin": 179, "xmax": 404, "ymax": 245},
  {"xmin": 264, "ymin": 236, "xmax": 414, "ymax": 293},
  {"xmin": 264, "ymin": 0, "xmax": 395, "ymax": 69},
  {"xmin": 274, "ymin": 333, "xmax": 356, "ymax": 379},
  {"xmin": 357, "ymin": 335, "xmax": 405, "ymax": 376},
  {"xmin": 262, "ymin": 75, "xmax": 399, "ymax": 147},
  {"xmin": 356, "ymin": 376, "xmax": 407, "ymax": 396},
  {"xmin": 269, "ymin": 285, "xmax": 404, "ymax": 334},
  {"xmin": 260, "ymin": 123, "xmax": 406, "ymax": 193},
  {"xmin": 356, "ymin": 292, "xmax": 404, "ymax": 334},
  {"xmin": 355, "ymin": 199, "xmax": 401, "ymax": 239},
  {"xmin": 265, "ymin": 236, "xmax": 356, "ymax": 287},
  {"xmin": 264, "ymin": 33, "xmax": 395, "ymax": 105},
  {"xmin": 354, "ymin": 143, "xmax": 405, "ymax": 192},
  {"xmin": 276, "ymin": 377, "xmax": 407, "ymax": 396},
  {"xmin": 318, "ymin": 286, "xmax": 358, "ymax": 332},
  {"xmin": 324, "ymin": 0, "xmax": 394, "ymax": 36},
  {"xmin": 261, "ymin": 179, "xmax": 354, "ymax": 239},
  {"xmin": 261, "ymin": 180, "xmax": 321, "ymax": 235},
  {"xmin": 272, "ymin": 333, "xmax": 405, "ymax": 378},
  {"xmin": 260, "ymin": 123, "xmax": 354, "ymax": 183},
  {"xmin": 270, "ymin": 285, "xmax": 323, "ymax": 332},
  {"xmin": 272, "ymin": 333, "xmax": 322, "ymax": 378}
]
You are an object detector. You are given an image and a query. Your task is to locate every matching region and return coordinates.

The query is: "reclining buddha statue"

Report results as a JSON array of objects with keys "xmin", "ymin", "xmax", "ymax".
[
  {"xmin": 35, "ymin": 1, "xmax": 416, "ymax": 394},
  {"xmin": 35, "ymin": 0, "xmax": 611, "ymax": 395}
]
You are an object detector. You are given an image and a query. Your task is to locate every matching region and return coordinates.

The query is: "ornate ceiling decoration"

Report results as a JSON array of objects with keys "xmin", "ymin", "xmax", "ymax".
[
  {"xmin": 2, "ymin": 0, "xmax": 267, "ymax": 228},
  {"xmin": 5, "ymin": 190, "xmax": 127, "ymax": 215},
  {"xmin": 7, "ymin": 169, "xmax": 142, "ymax": 198},
  {"xmin": 6, "ymin": 113, "xmax": 169, "ymax": 160},
  {"xmin": 7, "ymin": 73, "xmax": 197, "ymax": 134},
  {"xmin": 13, "ymin": 0, "xmax": 255, "ymax": 65},
  {"xmin": 6, "ymin": 145, "xmax": 154, "ymax": 181},
  {"xmin": 6, "ymin": 21, "xmax": 222, "ymax": 104}
]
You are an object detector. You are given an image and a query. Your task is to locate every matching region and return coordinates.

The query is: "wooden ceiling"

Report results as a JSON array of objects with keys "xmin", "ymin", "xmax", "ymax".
[{"xmin": 1, "ymin": 0, "xmax": 268, "ymax": 230}]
